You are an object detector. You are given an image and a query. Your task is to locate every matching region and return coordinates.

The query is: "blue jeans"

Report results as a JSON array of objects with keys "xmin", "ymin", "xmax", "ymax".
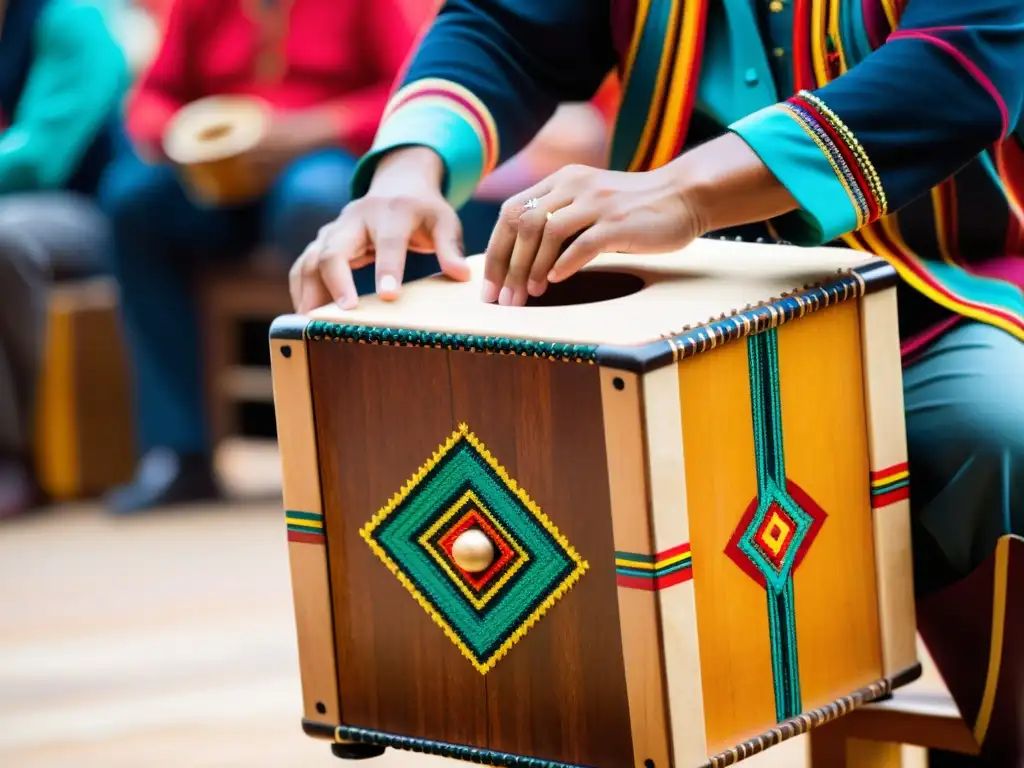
[{"xmin": 99, "ymin": 149, "xmax": 500, "ymax": 456}]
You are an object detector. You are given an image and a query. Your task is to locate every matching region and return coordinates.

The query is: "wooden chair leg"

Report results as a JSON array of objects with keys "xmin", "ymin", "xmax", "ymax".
[
  {"xmin": 809, "ymin": 719, "xmax": 906, "ymax": 768},
  {"xmin": 809, "ymin": 718, "xmax": 852, "ymax": 768},
  {"xmin": 199, "ymin": 292, "xmax": 235, "ymax": 452}
]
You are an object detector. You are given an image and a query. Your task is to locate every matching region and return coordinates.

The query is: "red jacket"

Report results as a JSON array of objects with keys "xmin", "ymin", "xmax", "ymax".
[{"xmin": 127, "ymin": 0, "xmax": 435, "ymax": 157}]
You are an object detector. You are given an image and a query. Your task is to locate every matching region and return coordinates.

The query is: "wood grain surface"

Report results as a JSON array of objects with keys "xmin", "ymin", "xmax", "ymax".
[
  {"xmin": 309, "ymin": 340, "xmax": 632, "ymax": 767},
  {"xmin": 448, "ymin": 351, "xmax": 633, "ymax": 768},
  {"xmin": 310, "ymin": 342, "xmax": 490, "ymax": 749},
  {"xmin": 0, "ymin": 439, "xmax": 895, "ymax": 768}
]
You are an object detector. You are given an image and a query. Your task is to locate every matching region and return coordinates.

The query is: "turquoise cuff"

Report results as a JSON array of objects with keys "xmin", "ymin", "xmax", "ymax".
[
  {"xmin": 729, "ymin": 105, "xmax": 861, "ymax": 246},
  {"xmin": 351, "ymin": 103, "xmax": 487, "ymax": 210}
]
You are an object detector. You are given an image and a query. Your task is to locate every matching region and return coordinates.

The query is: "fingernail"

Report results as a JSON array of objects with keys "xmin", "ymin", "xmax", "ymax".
[
  {"xmin": 527, "ymin": 279, "xmax": 545, "ymax": 297},
  {"xmin": 481, "ymin": 279, "xmax": 499, "ymax": 303},
  {"xmin": 379, "ymin": 275, "xmax": 398, "ymax": 294},
  {"xmin": 547, "ymin": 270, "xmax": 560, "ymax": 283},
  {"xmin": 498, "ymin": 286, "xmax": 513, "ymax": 306}
]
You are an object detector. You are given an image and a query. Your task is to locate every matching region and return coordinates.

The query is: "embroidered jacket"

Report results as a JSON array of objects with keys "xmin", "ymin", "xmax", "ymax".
[{"xmin": 352, "ymin": 0, "xmax": 1024, "ymax": 352}]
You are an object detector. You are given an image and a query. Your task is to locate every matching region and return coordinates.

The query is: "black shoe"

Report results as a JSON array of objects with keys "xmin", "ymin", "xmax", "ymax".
[
  {"xmin": 0, "ymin": 457, "xmax": 38, "ymax": 521},
  {"xmin": 106, "ymin": 447, "xmax": 221, "ymax": 516}
]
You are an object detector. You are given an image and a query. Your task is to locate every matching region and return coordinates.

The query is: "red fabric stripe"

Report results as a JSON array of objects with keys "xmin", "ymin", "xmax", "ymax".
[
  {"xmin": 288, "ymin": 531, "xmax": 324, "ymax": 544},
  {"xmin": 657, "ymin": 542, "xmax": 692, "ymax": 561},
  {"xmin": 872, "ymin": 486, "xmax": 911, "ymax": 508},
  {"xmin": 870, "ymin": 462, "xmax": 909, "ymax": 482},
  {"xmin": 890, "ymin": 242, "xmax": 1024, "ymax": 329},
  {"xmin": 791, "ymin": 0, "xmax": 815, "ymax": 91},
  {"xmin": 789, "ymin": 95, "xmax": 879, "ymax": 221},
  {"xmin": 617, "ymin": 574, "xmax": 657, "ymax": 591},
  {"xmin": 617, "ymin": 570, "xmax": 692, "ymax": 591},
  {"xmin": 654, "ymin": 568, "xmax": 694, "ymax": 590},
  {"xmin": 900, "ymin": 315, "xmax": 964, "ymax": 362}
]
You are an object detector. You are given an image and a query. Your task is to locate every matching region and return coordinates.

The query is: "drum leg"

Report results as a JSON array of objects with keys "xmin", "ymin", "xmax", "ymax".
[
  {"xmin": 808, "ymin": 719, "xmax": 905, "ymax": 768},
  {"xmin": 330, "ymin": 743, "xmax": 386, "ymax": 760}
]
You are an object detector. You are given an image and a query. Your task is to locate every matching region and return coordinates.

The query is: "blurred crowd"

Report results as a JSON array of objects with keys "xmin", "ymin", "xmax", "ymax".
[{"xmin": 0, "ymin": 0, "xmax": 621, "ymax": 521}]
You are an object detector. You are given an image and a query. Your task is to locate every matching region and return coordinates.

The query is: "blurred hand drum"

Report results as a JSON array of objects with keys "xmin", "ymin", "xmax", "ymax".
[
  {"xmin": 163, "ymin": 96, "xmax": 270, "ymax": 206},
  {"xmin": 269, "ymin": 240, "xmax": 920, "ymax": 768}
]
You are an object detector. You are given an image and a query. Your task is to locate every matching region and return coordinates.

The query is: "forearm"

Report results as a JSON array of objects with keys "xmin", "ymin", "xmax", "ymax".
[{"xmin": 670, "ymin": 133, "xmax": 799, "ymax": 237}]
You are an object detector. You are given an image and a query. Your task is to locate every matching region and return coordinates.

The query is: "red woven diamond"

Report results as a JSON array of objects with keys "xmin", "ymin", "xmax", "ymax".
[
  {"xmin": 438, "ymin": 508, "xmax": 516, "ymax": 591},
  {"xmin": 754, "ymin": 502, "xmax": 796, "ymax": 569}
]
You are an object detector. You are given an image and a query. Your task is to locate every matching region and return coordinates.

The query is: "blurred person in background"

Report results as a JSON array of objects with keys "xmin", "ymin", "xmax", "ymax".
[
  {"xmin": 100, "ymin": 0, "xmax": 436, "ymax": 515},
  {"xmin": 101, "ymin": 0, "xmax": 617, "ymax": 516},
  {"xmin": 0, "ymin": 0, "xmax": 127, "ymax": 519}
]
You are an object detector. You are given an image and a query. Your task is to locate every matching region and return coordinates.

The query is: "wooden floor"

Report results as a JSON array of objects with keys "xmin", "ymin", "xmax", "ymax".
[{"xmin": 0, "ymin": 440, "xmax": 907, "ymax": 768}]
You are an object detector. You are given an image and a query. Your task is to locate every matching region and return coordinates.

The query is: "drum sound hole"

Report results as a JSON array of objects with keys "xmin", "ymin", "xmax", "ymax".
[
  {"xmin": 197, "ymin": 124, "xmax": 233, "ymax": 142},
  {"xmin": 525, "ymin": 270, "xmax": 644, "ymax": 307}
]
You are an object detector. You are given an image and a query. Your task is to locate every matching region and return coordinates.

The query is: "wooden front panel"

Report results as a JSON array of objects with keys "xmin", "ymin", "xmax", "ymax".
[
  {"xmin": 777, "ymin": 300, "xmax": 882, "ymax": 711},
  {"xmin": 449, "ymin": 352, "xmax": 633, "ymax": 768},
  {"xmin": 678, "ymin": 338, "xmax": 776, "ymax": 754},
  {"xmin": 600, "ymin": 369, "xmax": 673, "ymax": 768},
  {"xmin": 679, "ymin": 301, "xmax": 883, "ymax": 755},
  {"xmin": 271, "ymin": 337, "xmax": 341, "ymax": 724},
  {"xmin": 310, "ymin": 343, "xmax": 490, "ymax": 748},
  {"xmin": 858, "ymin": 288, "xmax": 917, "ymax": 677},
  {"xmin": 309, "ymin": 342, "xmax": 632, "ymax": 766}
]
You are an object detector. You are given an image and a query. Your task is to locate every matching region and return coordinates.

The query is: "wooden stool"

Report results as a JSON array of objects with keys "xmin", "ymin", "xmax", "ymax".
[
  {"xmin": 196, "ymin": 255, "xmax": 292, "ymax": 448},
  {"xmin": 33, "ymin": 277, "xmax": 135, "ymax": 500},
  {"xmin": 808, "ymin": 638, "xmax": 981, "ymax": 767}
]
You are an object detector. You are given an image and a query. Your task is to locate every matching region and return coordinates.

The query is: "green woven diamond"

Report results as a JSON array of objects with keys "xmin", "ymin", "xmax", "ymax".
[{"xmin": 360, "ymin": 423, "xmax": 589, "ymax": 674}]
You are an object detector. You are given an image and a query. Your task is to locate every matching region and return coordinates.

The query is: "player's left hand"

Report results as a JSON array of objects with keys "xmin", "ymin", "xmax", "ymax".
[{"xmin": 481, "ymin": 163, "xmax": 703, "ymax": 306}]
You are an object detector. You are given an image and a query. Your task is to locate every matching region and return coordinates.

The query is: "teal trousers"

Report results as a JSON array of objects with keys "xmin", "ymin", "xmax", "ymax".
[{"xmin": 904, "ymin": 321, "xmax": 1024, "ymax": 597}]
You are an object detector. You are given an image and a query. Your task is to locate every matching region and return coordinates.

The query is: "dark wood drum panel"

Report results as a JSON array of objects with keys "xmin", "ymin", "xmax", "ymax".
[
  {"xmin": 448, "ymin": 352, "xmax": 634, "ymax": 768},
  {"xmin": 309, "ymin": 340, "xmax": 633, "ymax": 767},
  {"xmin": 309, "ymin": 341, "xmax": 490, "ymax": 748}
]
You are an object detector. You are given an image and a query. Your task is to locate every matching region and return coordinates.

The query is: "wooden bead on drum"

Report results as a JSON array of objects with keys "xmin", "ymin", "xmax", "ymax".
[{"xmin": 450, "ymin": 529, "xmax": 495, "ymax": 573}]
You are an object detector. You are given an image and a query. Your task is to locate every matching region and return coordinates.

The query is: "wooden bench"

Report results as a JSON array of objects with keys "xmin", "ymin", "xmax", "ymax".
[
  {"xmin": 808, "ymin": 638, "xmax": 980, "ymax": 767},
  {"xmin": 33, "ymin": 277, "xmax": 135, "ymax": 500},
  {"xmin": 196, "ymin": 256, "xmax": 292, "ymax": 448}
]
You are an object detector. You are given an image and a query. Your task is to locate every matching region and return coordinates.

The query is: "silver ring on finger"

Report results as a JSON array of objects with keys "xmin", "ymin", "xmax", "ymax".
[{"xmin": 524, "ymin": 197, "xmax": 538, "ymax": 210}]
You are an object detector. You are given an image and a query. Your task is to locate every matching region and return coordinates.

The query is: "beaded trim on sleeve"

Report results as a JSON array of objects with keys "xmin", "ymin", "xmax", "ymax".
[{"xmin": 780, "ymin": 90, "xmax": 887, "ymax": 227}]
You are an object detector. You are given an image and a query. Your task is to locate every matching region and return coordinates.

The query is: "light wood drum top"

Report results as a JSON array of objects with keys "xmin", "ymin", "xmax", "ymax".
[{"xmin": 308, "ymin": 239, "xmax": 883, "ymax": 347}]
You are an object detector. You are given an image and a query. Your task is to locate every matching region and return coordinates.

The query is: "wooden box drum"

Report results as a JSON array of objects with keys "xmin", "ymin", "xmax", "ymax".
[
  {"xmin": 269, "ymin": 239, "xmax": 921, "ymax": 768},
  {"xmin": 163, "ymin": 96, "xmax": 271, "ymax": 207}
]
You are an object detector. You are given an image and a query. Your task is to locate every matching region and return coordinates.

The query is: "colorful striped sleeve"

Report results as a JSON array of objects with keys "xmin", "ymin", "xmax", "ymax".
[
  {"xmin": 728, "ymin": 0, "xmax": 1024, "ymax": 246},
  {"xmin": 350, "ymin": 0, "xmax": 617, "ymax": 209}
]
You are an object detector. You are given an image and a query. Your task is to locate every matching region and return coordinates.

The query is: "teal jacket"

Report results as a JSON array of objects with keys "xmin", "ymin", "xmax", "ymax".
[{"xmin": 0, "ymin": 0, "xmax": 128, "ymax": 194}]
